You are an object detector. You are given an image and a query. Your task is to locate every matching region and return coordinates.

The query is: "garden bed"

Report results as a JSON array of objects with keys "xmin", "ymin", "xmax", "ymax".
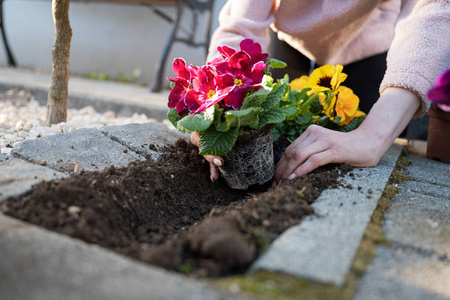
[{"xmin": 2, "ymin": 139, "xmax": 350, "ymax": 277}]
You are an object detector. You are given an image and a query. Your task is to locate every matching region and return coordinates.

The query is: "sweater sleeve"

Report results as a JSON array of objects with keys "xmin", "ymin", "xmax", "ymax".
[
  {"xmin": 380, "ymin": 0, "xmax": 450, "ymax": 118},
  {"xmin": 206, "ymin": 0, "xmax": 275, "ymax": 62}
]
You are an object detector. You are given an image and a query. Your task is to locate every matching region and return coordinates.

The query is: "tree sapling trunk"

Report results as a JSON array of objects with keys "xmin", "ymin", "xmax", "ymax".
[{"xmin": 46, "ymin": 0, "xmax": 72, "ymax": 126}]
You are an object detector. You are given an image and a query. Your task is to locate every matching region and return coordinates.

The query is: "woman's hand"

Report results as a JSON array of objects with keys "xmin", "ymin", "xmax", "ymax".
[
  {"xmin": 190, "ymin": 132, "xmax": 223, "ymax": 182},
  {"xmin": 274, "ymin": 87, "xmax": 421, "ymax": 185},
  {"xmin": 274, "ymin": 125, "xmax": 383, "ymax": 184}
]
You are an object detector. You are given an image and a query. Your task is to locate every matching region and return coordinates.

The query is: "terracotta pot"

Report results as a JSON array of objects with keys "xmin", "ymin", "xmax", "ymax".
[
  {"xmin": 218, "ymin": 125, "xmax": 274, "ymax": 190},
  {"xmin": 426, "ymin": 107, "xmax": 450, "ymax": 164}
]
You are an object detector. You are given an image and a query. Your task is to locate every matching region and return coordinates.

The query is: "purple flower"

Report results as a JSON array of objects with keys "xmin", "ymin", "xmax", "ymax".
[{"xmin": 427, "ymin": 68, "xmax": 450, "ymax": 112}]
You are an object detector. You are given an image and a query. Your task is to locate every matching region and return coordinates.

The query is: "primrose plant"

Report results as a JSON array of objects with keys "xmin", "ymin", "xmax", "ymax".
[{"xmin": 167, "ymin": 39, "xmax": 297, "ymax": 156}]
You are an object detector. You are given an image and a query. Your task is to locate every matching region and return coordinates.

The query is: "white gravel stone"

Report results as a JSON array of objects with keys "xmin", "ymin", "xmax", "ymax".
[{"xmin": 1, "ymin": 147, "xmax": 12, "ymax": 155}]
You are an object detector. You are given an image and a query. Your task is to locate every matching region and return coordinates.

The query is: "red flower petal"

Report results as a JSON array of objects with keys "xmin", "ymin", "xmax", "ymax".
[
  {"xmin": 172, "ymin": 58, "xmax": 191, "ymax": 80},
  {"xmin": 229, "ymin": 52, "xmax": 251, "ymax": 75}
]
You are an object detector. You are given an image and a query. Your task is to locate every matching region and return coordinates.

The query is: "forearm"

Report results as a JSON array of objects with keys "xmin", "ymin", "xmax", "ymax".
[{"xmin": 357, "ymin": 87, "xmax": 421, "ymax": 156}]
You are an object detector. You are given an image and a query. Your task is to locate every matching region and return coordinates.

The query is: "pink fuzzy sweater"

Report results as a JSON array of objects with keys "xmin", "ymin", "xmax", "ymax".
[{"xmin": 207, "ymin": 0, "xmax": 450, "ymax": 117}]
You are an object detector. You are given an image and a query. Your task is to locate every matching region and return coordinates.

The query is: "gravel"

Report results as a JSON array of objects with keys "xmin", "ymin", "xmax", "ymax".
[{"xmin": 0, "ymin": 89, "xmax": 172, "ymax": 155}]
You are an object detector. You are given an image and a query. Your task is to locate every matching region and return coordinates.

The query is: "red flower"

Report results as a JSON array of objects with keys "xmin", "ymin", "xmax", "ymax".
[
  {"xmin": 216, "ymin": 51, "xmax": 267, "ymax": 109},
  {"xmin": 184, "ymin": 65, "xmax": 235, "ymax": 114},
  {"xmin": 167, "ymin": 58, "xmax": 192, "ymax": 115},
  {"xmin": 217, "ymin": 38, "xmax": 269, "ymax": 67}
]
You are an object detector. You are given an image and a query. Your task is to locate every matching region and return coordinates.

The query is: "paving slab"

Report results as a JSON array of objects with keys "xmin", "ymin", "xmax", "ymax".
[
  {"xmin": 0, "ymin": 154, "xmax": 68, "ymax": 202},
  {"xmin": 11, "ymin": 128, "xmax": 145, "ymax": 173},
  {"xmin": 249, "ymin": 144, "xmax": 404, "ymax": 286},
  {"xmin": 354, "ymin": 246, "xmax": 450, "ymax": 300},
  {"xmin": 403, "ymin": 152, "xmax": 450, "ymax": 187},
  {"xmin": 384, "ymin": 188, "xmax": 450, "ymax": 257},
  {"xmin": 99, "ymin": 122, "xmax": 190, "ymax": 160},
  {"xmin": 0, "ymin": 214, "xmax": 239, "ymax": 300},
  {"xmin": 401, "ymin": 179, "xmax": 450, "ymax": 199}
]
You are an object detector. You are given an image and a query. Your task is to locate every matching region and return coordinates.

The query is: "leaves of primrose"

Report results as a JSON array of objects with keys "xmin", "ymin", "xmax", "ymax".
[
  {"xmin": 241, "ymin": 88, "xmax": 268, "ymax": 109},
  {"xmin": 258, "ymin": 106, "xmax": 298, "ymax": 128},
  {"xmin": 262, "ymin": 83, "xmax": 287, "ymax": 110},
  {"xmin": 264, "ymin": 58, "xmax": 288, "ymax": 69},
  {"xmin": 225, "ymin": 107, "xmax": 263, "ymax": 129},
  {"xmin": 177, "ymin": 106, "xmax": 215, "ymax": 132},
  {"xmin": 167, "ymin": 108, "xmax": 184, "ymax": 132},
  {"xmin": 199, "ymin": 127, "xmax": 239, "ymax": 156}
]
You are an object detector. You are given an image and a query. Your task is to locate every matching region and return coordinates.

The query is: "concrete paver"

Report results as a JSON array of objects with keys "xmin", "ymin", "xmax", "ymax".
[
  {"xmin": 0, "ymin": 154, "xmax": 68, "ymax": 202},
  {"xmin": 354, "ymin": 246, "xmax": 450, "ymax": 300},
  {"xmin": 403, "ymin": 153, "xmax": 450, "ymax": 186},
  {"xmin": 384, "ymin": 189, "xmax": 450, "ymax": 257},
  {"xmin": 354, "ymin": 150, "xmax": 450, "ymax": 300},
  {"xmin": 250, "ymin": 144, "xmax": 404, "ymax": 286},
  {"xmin": 99, "ymin": 122, "xmax": 189, "ymax": 160},
  {"xmin": 11, "ymin": 128, "xmax": 145, "ymax": 173}
]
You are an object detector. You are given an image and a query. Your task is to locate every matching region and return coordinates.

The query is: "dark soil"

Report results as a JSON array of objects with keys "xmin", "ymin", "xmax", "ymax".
[{"xmin": 3, "ymin": 139, "xmax": 350, "ymax": 277}]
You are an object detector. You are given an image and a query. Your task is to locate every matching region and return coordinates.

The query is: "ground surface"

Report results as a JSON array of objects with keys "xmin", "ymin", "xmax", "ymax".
[{"xmin": 3, "ymin": 139, "xmax": 349, "ymax": 277}]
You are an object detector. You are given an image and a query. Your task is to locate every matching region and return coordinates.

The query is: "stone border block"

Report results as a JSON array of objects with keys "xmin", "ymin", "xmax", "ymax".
[
  {"xmin": 11, "ymin": 128, "xmax": 145, "ymax": 173},
  {"xmin": 249, "ymin": 144, "xmax": 404, "ymax": 286},
  {"xmin": 100, "ymin": 123, "xmax": 189, "ymax": 160}
]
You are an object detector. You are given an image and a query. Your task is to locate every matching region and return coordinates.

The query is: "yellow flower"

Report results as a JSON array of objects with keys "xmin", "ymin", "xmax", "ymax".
[
  {"xmin": 324, "ymin": 85, "xmax": 365, "ymax": 125},
  {"xmin": 290, "ymin": 75, "xmax": 326, "ymax": 104},
  {"xmin": 290, "ymin": 75, "xmax": 309, "ymax": 91},
  {"xmin": 307, "ymin": 65, "xmax": 347, "ymax": 93}
]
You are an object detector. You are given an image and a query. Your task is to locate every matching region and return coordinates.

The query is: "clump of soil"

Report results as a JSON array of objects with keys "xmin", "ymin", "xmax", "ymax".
[{"xmin": 3, "ymin": 139, "xmax": 349, "ymax": 277}]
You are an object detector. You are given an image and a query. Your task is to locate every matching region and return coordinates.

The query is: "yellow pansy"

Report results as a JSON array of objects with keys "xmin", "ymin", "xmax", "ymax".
[
  {"xmin": 290, "ymin": 75, "xmax": 326, "ymax": 104},
  {"xmin": 306, "ymin": 64, "xmax": 347, "ymax": 93},
  {"xmin": 324, "ymin": 85, "xmax": 365, "ymax": 125},
  {"xmin": 290, "ymin": 75, "xmax": 309, "ymax": 91}
]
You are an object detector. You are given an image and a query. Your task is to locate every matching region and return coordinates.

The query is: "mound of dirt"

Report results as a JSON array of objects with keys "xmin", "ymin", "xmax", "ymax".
[{"xmin": 3, "ymin": 139, "xmax": 349, "ymax": 277}]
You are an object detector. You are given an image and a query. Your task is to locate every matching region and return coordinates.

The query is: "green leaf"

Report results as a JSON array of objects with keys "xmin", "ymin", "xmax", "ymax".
[
  {"xmin": 296, "ymin": 111, "xmax": 312, "ymax": 126},
  {"xmin": 319, "ymin": 115, "xmax": 331, "ymax": 127},
  {"xmin": 167, "ymin": 108, "xmax": 185, "ymax": 132},
  {"xmin": 258, "ymin": 106, "xmax": 298, "ymax": 127},
  {"xmin": 199, "ymin": 127, "xmax": 239, "ymax": 156},
  {"xmin": 225, "ymin": 107, "xmax": 263, "ymax": 128},
  {"xmin": 309, "ymin": 97, "xmax": 323, "ymax": 115},
  {"xmin": 178, "ymin": 106, "xmax": 214, "ymax": 132},
  {"xmin": 241, "ymin": 88, "xmax": 268, "ymax": 109},
  {"xmin": 264, "ymin": 58, "xmax": 287, "ymax": 69},
  {"xmin": 262, "ymin": 83, "xmax": 287, "ymax": 110}
]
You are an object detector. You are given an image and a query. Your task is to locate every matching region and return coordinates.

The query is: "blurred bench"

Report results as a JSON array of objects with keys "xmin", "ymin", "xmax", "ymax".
[{"xmin": 0, "ymin": 0, "xmax": 215, "ymax": 92}]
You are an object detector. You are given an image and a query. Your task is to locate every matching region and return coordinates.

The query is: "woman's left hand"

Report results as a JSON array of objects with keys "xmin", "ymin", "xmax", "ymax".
[
  {"xmin": 274, "ymin": 87, "xmax": 421, "ymax": 185},
  {"xmin": 273, "ymin": 125, "xmax": 383, "ymax": 185}
]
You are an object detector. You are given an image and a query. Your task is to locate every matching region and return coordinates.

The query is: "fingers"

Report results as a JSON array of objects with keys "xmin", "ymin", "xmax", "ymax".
[
  {"xmin": 190, "ymin": 132, "xmax": 200, "ymax": 147},
  {"xmin": 286, "ymin": 150, "xmax": 333, "ymax": 179},
  {"xmin": 209, "ymin": 163, "xmax": 220, "ymax": 182},
  {"xmin": 274, "ymin": 141, "xmax": 328, "ymax": 184},
  {"xmin": 191, "ymin": 132, "xmax": 223, "ymax": 182},
  {"xmin": 274, "ymin": 126, "xmax": 338, "ymax": 185}
]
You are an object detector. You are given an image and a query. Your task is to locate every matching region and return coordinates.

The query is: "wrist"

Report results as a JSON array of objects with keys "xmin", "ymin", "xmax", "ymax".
[{"xmin": 357, "ymin": 87, "xmax": 420, "ymax": 153}]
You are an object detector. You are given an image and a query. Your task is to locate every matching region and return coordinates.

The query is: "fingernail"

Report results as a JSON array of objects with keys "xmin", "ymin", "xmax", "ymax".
[
  {"xmin": 288, "ymin": 174, "xmax": 296, "ymax": 180},
  {"xmin": 272, "ymin": 181, "xmax": 277, "ymax": 188},
  {"xmin": 211, "ymin": 175, "xmax": 215, "ymax": 183},
  {"xmin": 213, "ymin": 158, "xmax": 223, "ymax": 167}
]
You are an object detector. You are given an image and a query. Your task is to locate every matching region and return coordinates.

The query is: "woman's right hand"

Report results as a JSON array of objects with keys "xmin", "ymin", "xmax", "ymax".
[{"xmin": 190, "ymin": 132, "xmax": 224, "ymax": 182}]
